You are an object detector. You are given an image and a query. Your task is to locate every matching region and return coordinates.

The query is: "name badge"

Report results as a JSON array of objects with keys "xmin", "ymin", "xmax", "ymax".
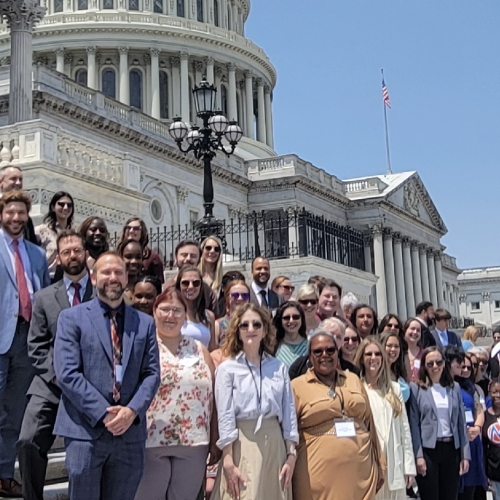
[
  {"xmin": 115, "ymin": 364, "xmax": 123, "ymax": 383},
  {"xmin": 413, "ymin": 359, "xmax": 421, "ymax": 370},
  {"xmin": 465, "ymin": 410, "xmax": 474, "ymax": 424},
  {"xmin": 334, "ymin": 418, "xmax": 356, "ymax": 438}
]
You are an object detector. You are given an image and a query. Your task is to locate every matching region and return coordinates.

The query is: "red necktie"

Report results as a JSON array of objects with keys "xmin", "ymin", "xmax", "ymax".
[
  {"xmin": 12, "ymin": 239, "xmax": 32, "ymax": 322},
  {"xmin": 110, "ymin": 311, "xmax": 122, "ymax": 402},
  {"xmin": 71, "ymin": 282, "xmax": 82, "ymax": 306}
]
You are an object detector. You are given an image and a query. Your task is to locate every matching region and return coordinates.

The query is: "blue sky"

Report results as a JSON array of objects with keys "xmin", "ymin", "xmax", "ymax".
[{"xmin": 246, "ymin": 1, "xmax": 500, "ymax": 270}]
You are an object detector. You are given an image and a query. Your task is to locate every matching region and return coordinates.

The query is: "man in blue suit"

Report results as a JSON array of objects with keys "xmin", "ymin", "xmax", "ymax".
[
  {"xmin": 54, "ymin": 252, "xmax": 160, "ymax": 500},
  {"xmin": 0, "ymin": 190, "xmax": 50, "ymax": 497},
  {"xmin": 431, "ymin": 308, "xmax": 462, "ymax": 350}
]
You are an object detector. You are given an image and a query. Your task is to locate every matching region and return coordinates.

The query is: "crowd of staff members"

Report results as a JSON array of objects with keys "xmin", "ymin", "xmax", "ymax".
[{"xmin": 2, "ymin": 165, "xmax": 500, "ymax": 500}]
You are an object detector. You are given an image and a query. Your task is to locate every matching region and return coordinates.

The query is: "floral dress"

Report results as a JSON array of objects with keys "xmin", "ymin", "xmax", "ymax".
[{"xmin": 146, "ymin": 336, "xmax": 213, "ymax": 448}]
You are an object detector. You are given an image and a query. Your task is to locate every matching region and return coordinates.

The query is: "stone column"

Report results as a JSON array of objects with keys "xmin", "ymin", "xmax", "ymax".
[
  {"xmin": 205, "ymin": 56, "xmax": 214, "ymax": 84},
  {"xmin": 372, "ymin": 225, "xmax": 388, "ymax": 317},
  {"xmin": 55, "ymin": 48, "xmax": 65, "ymax": 73},
  {"xmin": 171, "ymin": 57, "xmax": 181, "ymax": 117},
  {"xmin": 118, "ymin": 46, "xmax": 129, "ymax": 105},
  {"xmin": 264, "ymin": 84, "xmax": 274, "ymax": 149},
  {"xmin": 86, "ymin": 46, "xmax": 97, "ymax": 90},
  {"xmin": 244, "ymin": 70, "xmax": 254, "ymax": 139},
  {"xmin": 64, "ymin": 53, "xmax": 73, "ymax": 77},
  {"xmin": 411, "ymin": 243, "xmax": 423, "ymax": 305},
  {"xmin": 420, "ymin": 246, "xmax": 430, "ymax": 301},
  {"xmin": 150, "ymin": 48, "xmax": 160, "ymax": 119},
  {"xmin": 1, "ymin": 0, "xmax": 45, "ymax": 124},
  {"xmin": 435, "ymin": 253, "xmax": 444, "ymax": 308},
  {"xmin": 402, "ymin": 238, "xmax": 415, "ymax": 316},
  {"xmin": 180, "ymin": 52, "xmax": 190, "ymax": 123},
  {"xmin": 193, "ymin": 61, "xmax": 203, "ymax": 86},
  {"xmin": 427, "ymin": 250, "xmax": 438, "ymax": 306},
  {"xmin": 227, "ymin": 62, "xmax": 237, "ymax": 121},
  {"xmin": 384, "ymin": 230, "xmax": 398, "ymax": 315},
  {"xmin": 393, "ymin": 234, "xmax": 407, "ymax": 320},
  {"xmin": 256, "ymin": 78, "xmax": 266, "ymax": 143},
  {"xmin": 214, "ymin": 66, "xmax": 222, "ymax": 110},
  {"xmin": 363, "ymin": 236, "xmax": 373, "ymax": 273}
]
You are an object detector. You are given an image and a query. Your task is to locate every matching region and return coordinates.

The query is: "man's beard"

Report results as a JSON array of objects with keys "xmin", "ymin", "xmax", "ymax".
[
  {"xmin": 97, "ymin": 282, "xmax": 124, "ymax": 301},
  {"xmin": 61, "ymin": 260, "xmax": 86, "ymax": 276}
]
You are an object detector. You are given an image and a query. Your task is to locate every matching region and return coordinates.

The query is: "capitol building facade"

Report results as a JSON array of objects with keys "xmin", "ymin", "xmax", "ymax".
[{"xmin": 0, "ymin": 0, "xmax": 463, "ymax": 321}]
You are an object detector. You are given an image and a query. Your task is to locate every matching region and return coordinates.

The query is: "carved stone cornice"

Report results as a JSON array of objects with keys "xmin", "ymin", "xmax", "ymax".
[
  {"xmin": 244, "ymin": 70, "xmax": 253, "ymax": 79},
  {"xmin": 383, "ymin": 228, "xmax": 393, "ymax": 241},
  {"xmin": 150, "ymin": 47, "xmax": 161, "ymax": 57},
  {"xmin": 118, "ymin": 46, "xmax": 129, "ymax": 55},
  {"xmin": 54, "ymin": 47, "xmax": 64, "ymax": 56},
  {"xmin": 392, "ymin": 232, "xmax": 402, "ymax": 243},
  {"xmin": 86, "ymin": 46, "xmax": 97, "ymax": 55},
  {"xmin": 0, "ymin": 0, "xmax": 45, "ymax": 32},
  {"xmin": 176, "ymin": 186, "xmax": 189, "ymax": 203},
  {"xmin": 205, "ymin": 56, "xmax": 215, "ymax": 65},
  {"xmin": 227, "ymin": 62, "xmax": 237, "ymax": 72},
  {"xmin": 179, "ymin": 51, "xmax": 189, "ymax": 61},
  {"xmin": 402, "ymin": 236, "xmax": 412, "ymax": 248},
  {"xmin": 369, "ymin": 224, "xmax": 383, "ymax": 236}
]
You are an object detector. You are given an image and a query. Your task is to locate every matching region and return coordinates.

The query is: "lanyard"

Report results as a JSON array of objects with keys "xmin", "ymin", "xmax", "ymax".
[{"xmin": 245, "ymin": 356, "xmax": 262, "ymax": 411}]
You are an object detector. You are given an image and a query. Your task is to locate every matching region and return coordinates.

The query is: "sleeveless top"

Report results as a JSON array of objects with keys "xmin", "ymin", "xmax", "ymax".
[
  {"xmin": 275, "ymin": 339, "xmax": 308, "ymax": 368},
  {"xmin": 146, "ymin": 336, "xmax": 213, "ymax": 448},
  {"xmin": 181, "ymin": 319, "xmax": 211, "ymax": 348}
]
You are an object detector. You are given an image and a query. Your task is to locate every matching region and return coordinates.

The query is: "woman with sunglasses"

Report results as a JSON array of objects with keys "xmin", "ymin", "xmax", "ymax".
[
  {"xmin": 132, "ymin": 275, "xmax": 162, "ymax": 316},
  {"xmin": 292, "ymin": 330, "xmax": 384, "ymax": 500},
  {"xmin": 117, "ymin": 239, "xmax": 144, "ymax": 305},
  {"xmin": 36, "ymin": 191, "xmax": 74, "ymax": 280},
  {"xmin": 356, "ymin": 338, "xmax": 416, "ymax": 500},
  {"xmin": 482, "ymin": 378, "xmax": 500, "ymax": 500},
  {"xmin": 212, "ymin": 303, "xmax": 298, "ymax": 500},
  {"xmin": 295, "ymin": 284, "xmax": 320, "ymax": 334},
  {"xmin": 135, "ymin": 287, "xmax": 218, "ymax": 500},
  {"xmin": 215, "ymin": 279, "xmax": 250, "ymax": 346},
  {"xmin": 402, "ymin": 318, "xmax": 424, "ymax": 382},
  {"xmin": 117, "ymin": 217, "xmax": 164, "ymax": 283},
  {"xmin": 350, "ymin": 304, "xmax": 378, "ymax": 339},
  {"xmin": 199, "ymin": 236, "xmax": 224, "ymax": 295},
  {"xmin": 410, "ymin": 347, "xmax": 470, "ymax": 500},
  {"xmin": 341, "ymin": 325, "xmax": 361, "ymax": 365},
  {"xmin": 272, "ymin": 276, "xmax": 295, "ymax": 302},
  {"xmin": 273, "ymin": 301, "xmax": 308, "ymax": 369},
  {"xmin": 469, "ymin": 347, "xmax": 491, "ymax": 396},
  {"xmin": 78, "ymin": 216, "xmax": 109, "ymax": 270}
]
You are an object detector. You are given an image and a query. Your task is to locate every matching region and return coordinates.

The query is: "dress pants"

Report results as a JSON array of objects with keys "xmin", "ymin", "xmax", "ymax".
[
  {"xmin": 17, "ymin": 394, "xmax": 58, "ymax": 500},
  {"xmin": 65, "ymin": 433, "xmax": 145, "ymax": 500},
  {"xmin": 0, "ymin": 322, "xmax": 34, "ymax": 479},
  {"xmin": 416, "ymin": 441, "xmax": 460, "ymax": 500}
]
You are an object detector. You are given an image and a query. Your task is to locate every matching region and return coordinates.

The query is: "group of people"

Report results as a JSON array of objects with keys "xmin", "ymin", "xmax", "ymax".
[{"xmin": 1, "ymin": 162, "xmax": 500, "ymax": 500}]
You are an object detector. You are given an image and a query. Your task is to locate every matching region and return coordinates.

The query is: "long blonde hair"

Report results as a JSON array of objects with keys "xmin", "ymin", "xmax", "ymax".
[
  {"xmin": 198, "ymin": 235, "xmax": 223, "ymax": 293},
  {"xmin": 462, "ymin": 325, "xmax": 480, "ymax": 342},
  {"xmin": 355, "ymin": 337, "xmax": 402, "ymax": 417}
]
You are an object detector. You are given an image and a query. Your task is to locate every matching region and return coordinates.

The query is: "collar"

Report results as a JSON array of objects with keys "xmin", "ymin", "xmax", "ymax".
[
  {"xmin": 97, "ymin": 297, "xmax": 125, "ymax": 317},
  {"xmin": 63, "ymin": 273, "xmax": 89, "ymax": 292},
  {"xmin": 435, "ymin": 327, "xmax": 446, "ymax": 336},
  {"xmin": 415, "ymin": 317, "xmax": 428, "ymax": 328},
  {"xmin": 0, "ymin": 228, "xmax": 24, "ymax": 247},
  {"xmin": 235, "ymin": 350, "xmax": 270, "ymax": 367},
  {"xmin": 304, "ymin": 367, "xmax": 347, "ymax": 385},
  {"xmin": 251, "ymin": 281, "xmax": 268, "ymax": 295}
]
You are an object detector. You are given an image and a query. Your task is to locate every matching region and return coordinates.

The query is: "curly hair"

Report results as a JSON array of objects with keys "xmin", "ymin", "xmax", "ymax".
[{"xmin": 221, "ymin": 303, "xmax": 276, "ymax": 357}]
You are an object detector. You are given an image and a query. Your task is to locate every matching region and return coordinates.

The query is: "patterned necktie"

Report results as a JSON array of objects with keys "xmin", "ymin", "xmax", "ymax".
[
  {"xmin": 12, "ymin": 239, "xmax": 32, "ymax": 322},
  {"xmin": 71, "ymin": 282, "xmax": 82, "ymax": 306},
  {"xmin": 259, "ymin": 289, "xmax": 268, "ymax": 308},
  {"xmin": 109, "ymin": 310, "xmax": 122, "ymax": 402}
]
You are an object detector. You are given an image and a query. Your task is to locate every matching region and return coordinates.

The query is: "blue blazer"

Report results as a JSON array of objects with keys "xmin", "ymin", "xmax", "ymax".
[
  {"xmin": 53, "ymin": 297, "xmax": 160, "ymax": 442},
  {"xmin": 0, "ymin": 231, "xmax": 50, "ymax": 354},
  {"xmin": 431, "ymin": 329, "xmax": 462, "ymax": 350},
  {"xmin": 410, "ymin": 381, "xmax": 470, "ymax": 461}
]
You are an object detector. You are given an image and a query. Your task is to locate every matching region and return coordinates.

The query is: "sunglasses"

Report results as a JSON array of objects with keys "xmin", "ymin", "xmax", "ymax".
[
  {"xmin": 311, "ymin": 347, "xmax": 337, "ymax": 357},
  {"xmin": 364, "ymin": 351, "xmax": 382, "ymax": 358},
  {"xmin": 283, "ymin": 314, "xmax": 300, "ymax": 321},
  {"xmin": 125, "ymin": 225, "xmax": 141, "ymax": 232},
  {"xmin": 298, "ymin": 299, "xmax": 318, "ymax": 306},
  {"xmin": 180, "ymin": 279, "xmax": 201, "ymax": 288},
  {"xmin": 479, "ymin": 360, "xmax": 488, "ymax": 366},
  {"xmin": 280, "ymin": 285, "xmax": 295, "ymax": 291},
  {"xmin": 204, "ymin": 245, "xmax": 221, "ymax": 253},
  {"xmin": 57, "ymin": 201, "xmax": 73, "ymax": 208},
  {"xmin": 462, "ymin": 366, "xmax": 472, "ymax": 372},
  {"xmin": 387, "ymin": 323, "xmax": 399, "ymax": 329},
  {"xmin": 239, "ymin": 321, "xmax": 263, "ymax": 330},
  {"xmin": 344, "ymin": 336, "xmax": 359, "ymax": 344},
  {"xmin": 472, "ymin": 362, "xmax": 479, "ymax": 368},
  {"xmin": 426, "ymin": 359, "xmax": 444, "ymax": 368},
  {"xmin": 230, "ymin": 292, "xmax": 250, "ymax": 301}
]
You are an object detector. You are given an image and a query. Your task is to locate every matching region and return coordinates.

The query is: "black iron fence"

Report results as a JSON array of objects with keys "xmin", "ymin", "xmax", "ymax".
[{"xmin": 113, "ymin": 208, "xmax": 366, "ymax": 271}]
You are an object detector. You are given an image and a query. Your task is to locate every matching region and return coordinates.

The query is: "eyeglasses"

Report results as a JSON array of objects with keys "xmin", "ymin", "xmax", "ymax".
[
  {"xmin": 344, "ymin": 336, "xmax": 359, "ymax": 344},
  {"xmin": 230, "ymin": 292, "xmax": 250, "ymax": 301},
  {"xmin": 180, "ymin": 279, "xmax": 201, "ymax": 288},
  {"xmin": 364, "ymin": 351, "xmax": 382, "ymax": 358},
  {"xmin": 298, "ymin": 299, "xmax": 318, "ymax": 306},
  {"xmin": 57, "ymin": 201, "xmax": 73, "ymax": 208},
  {"xmin": 204, "ymin": 245, "xmax": 220, "ymax": 253},
  {"xmin": 311, "ymin": 347, "xmax": 337, "ymax": 357},
  {"xmin": 426, "ymin": 359, "xmax": 445, "ymax": 368},
  {"xmin": 59, "ymin": 248, "xmax": 85, "ymax": 258},
  {"xmin": 157, "ymin": 307, "xmax": 184, "ymax": 317},
  {"xmin": 239, "ymin": 321, "xmax": 263, "ymax": 330},
  {"xmin": 280, "ymin": 285, "xmax": 295, "ymax": 292},
  {"xmin": 283, "ymin": 314, "xmax": 300, "ymax": 321},
  {"xmin": 125, "ymin": 225, "xmax": 141, "ymax": 232}
]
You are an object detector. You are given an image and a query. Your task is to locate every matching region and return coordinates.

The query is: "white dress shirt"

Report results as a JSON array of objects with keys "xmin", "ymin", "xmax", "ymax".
[
  {"xmin": 431, "ymin": 384, "xmax": 452, "ymax": 437},
  {"xmin": 63, "ymin": 273, "xmax": 89, "ymax": 305},
  {"xmin": 251, "ymin": 281, "xmax": 269, "ymax": 307}
]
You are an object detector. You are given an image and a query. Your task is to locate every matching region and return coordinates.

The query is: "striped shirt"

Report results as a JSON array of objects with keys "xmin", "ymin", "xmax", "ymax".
[{"xmin": 275, "ymin": 339, "xmax": 308, "ymax": 369}]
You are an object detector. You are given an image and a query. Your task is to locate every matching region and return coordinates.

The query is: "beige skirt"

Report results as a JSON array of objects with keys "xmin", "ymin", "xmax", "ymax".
[{"xmin": 211, "ymin": 417, "xmax": 292, "ymax": 500}]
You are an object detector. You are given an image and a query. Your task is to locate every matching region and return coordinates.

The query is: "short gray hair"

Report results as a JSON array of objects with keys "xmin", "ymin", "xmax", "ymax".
[
  {"xmin": 468, "ymin": 346, "xmax": 489, "ymax": 358},
  {"xmin": 307, "ymin": 329, "xmax": 338, "ymax": 352},
  {"xmin": 0, "ymin": 164, "xmax": 21, "ymax": 179},
  {"xmin": 296, "ymin": 283, "xmax": 318, "ymax": 301},
  {"xmin": 318, "ymin": 317, "xmax": 346, "ymax": 336},
  {"xmin": 341, "ymin": 292, "xmax": 360, "ymax": 310}
]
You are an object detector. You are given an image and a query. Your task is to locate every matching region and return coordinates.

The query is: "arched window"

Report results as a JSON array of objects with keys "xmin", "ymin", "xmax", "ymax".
[
  {"xmin": 153, "ymin": 0, "xmax": 163, "ymax": 12},
  {"xmin": 75, "ymin": 69, "xmax": 88, "ymax": 86},
  {"xmin": 196, "ymin": 0, "xmax": 203, "ymax": 21},
  {"xmin": 129, "ymin": 69, "xmax": 143, "ymax": 110},
  {"xmin": 102, "ymin": 68, "xmax": 116, "ymax": 99},
  {"xmin": 103, "ymin": 0, "xmax": 113, "ymax": 8},
  {"xmin": 177, "ymin": 0, "xmax": 184, "ymax": 17},
  {"xmin": 54, "ymin": 0, "xmax": 63, "ymax": 11},
  {"xmin": 221, "ymin": 84, "xmax": 227, "ymax": 116},
  {"xmin": 129, "ymin": 0, "xmax": 139, "ymax": 9},
  {"xmin": 77, "ymin": 0, "xmax": 88, "ymax": 9},
  {"xmin": 214, "ymin": 0, "xmax": 219, "ymax": 26},
  {"xmin": 159, "ymin": 71, "xmax": 169, "ymax": 119}
]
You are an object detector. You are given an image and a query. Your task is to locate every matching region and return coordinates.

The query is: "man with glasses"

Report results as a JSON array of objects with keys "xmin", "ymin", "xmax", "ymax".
[{"xmin": 17, "ymin": 230, "xmax": 93, "ymax": 500}]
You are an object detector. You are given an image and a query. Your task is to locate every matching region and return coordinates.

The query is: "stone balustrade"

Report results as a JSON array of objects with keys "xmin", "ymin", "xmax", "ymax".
[{"xmin": 344, "ymin": 177, "xmax": 388, "ymax": 197}]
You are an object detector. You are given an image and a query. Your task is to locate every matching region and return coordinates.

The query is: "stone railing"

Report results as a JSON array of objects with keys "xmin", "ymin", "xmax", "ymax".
[
  {"xmin": 442, "ymin": 253, "xmax": 460, "ymax": 271},
  {"xmin": 344, "ymin": 177, "xmax": 388, "ymax": 197}
]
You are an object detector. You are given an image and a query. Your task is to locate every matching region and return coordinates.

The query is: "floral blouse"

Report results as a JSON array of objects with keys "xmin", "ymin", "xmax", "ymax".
[{"xmin": 146, "ymin": 336, "xmax": 213, "ymax": 448}]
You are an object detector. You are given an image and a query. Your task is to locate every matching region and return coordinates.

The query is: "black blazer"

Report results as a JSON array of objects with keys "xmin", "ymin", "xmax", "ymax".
[
  {"xmin": 24, "ymin": 216, "xmax": 39, "ymax": 246},
  {"xmin": 27, "ymin": 276, "xmax": 93, "ymax": 403},
  {"xmin": 421, "ymin": 324, "xmax": 437, "ymax": 349},
  {"xmin": 250, "ymin": 286, "xmax": 282, "ymax": 311}
]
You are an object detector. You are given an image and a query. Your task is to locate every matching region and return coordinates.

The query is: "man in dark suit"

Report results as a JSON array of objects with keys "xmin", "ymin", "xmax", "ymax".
[
  {"xmin": 431, "ymin": 308, "xmax": 462, "ymax": 350},
  {"xmin": 53, "ymin": 252, "xmax": 160, "ymax": 500},
  {"xmin": 17, "ymin": 229, "xmax": 93, "ymax": 500},
  {"xmin": 249, "ymin": 256, "xmax": 282, "ymax": 311},
  {"xmin": 415, "ymin": 301, "xmax": 437, "ymax": 349},
  {"xmin": 0, "ymin": 191, "xmax": 49, "ymax": 497}
]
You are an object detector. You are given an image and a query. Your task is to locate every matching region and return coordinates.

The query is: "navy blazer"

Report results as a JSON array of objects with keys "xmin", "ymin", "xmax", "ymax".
[
  {"xmin": 430, "ymin": 329, "xmax": 462, "ymax": 350},
  {"xmin": 53, "ymin": 297, "xmax": 160, "ymax": 442},
  {"xmin": 410, "ymin": 381, "xmax": 470, "ymax": 461}
]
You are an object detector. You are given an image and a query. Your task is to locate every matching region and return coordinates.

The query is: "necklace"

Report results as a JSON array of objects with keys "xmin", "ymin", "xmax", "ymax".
[{"xmin": 327, "ymin": 380, "xmax": 337, "ymax": 398}]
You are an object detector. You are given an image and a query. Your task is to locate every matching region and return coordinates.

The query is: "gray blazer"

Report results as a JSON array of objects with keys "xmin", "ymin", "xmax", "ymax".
[{"xmin": 410, "ymin": 381, "xmax": 470, "ymax": 461}]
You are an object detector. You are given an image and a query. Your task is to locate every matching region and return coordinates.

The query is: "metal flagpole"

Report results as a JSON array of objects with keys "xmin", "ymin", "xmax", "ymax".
[{"xmin": 381, "ymin": 69, "xmax": 392, "ymax": 175}]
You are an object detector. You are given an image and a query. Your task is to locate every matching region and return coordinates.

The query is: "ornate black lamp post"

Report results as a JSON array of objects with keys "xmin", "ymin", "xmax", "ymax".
[{"xmin": 168, "ymin": 77, "xmax": 243, "ymax": 236}]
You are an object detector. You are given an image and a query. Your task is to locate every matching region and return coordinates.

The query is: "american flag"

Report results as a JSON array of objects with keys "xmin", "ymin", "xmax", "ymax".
[{"xmin": 382, "ymin": 78, "xmax": 391, "ymax": 108}]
